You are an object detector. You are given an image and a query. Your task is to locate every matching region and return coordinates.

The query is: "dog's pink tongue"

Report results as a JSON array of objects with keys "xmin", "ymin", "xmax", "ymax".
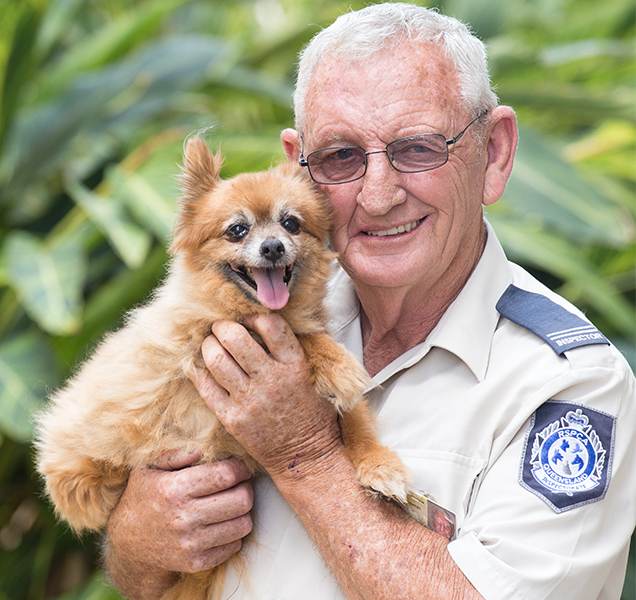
[{"xmin": 251, "ymin": 267, "xmax": 289, "ymax": 310}]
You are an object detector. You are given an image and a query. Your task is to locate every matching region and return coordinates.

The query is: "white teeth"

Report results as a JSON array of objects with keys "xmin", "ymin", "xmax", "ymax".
[{"xmin": 366, "ymin": 219, "xmax": 422, "ymax": 237}]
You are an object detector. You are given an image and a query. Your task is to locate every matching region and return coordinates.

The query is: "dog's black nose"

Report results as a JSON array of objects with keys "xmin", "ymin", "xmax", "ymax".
[{"xmin": 260, "ymin": 238, "xmax": 285, "ymax": 261}]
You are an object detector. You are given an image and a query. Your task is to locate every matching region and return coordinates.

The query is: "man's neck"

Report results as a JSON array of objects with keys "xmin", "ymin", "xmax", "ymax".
[{"xmin": 354, "ymin": 226, "xmax": 488, "ymax": 377}]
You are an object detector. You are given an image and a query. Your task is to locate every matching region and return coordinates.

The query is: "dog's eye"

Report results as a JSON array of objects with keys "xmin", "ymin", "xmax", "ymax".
[
  {"xmin": 281, "ymin": 216, "xmax": 301, "ymax": 235},
  {"xmin": 227, "ymin": 223, "xmax": 249, "ymax": 241}
]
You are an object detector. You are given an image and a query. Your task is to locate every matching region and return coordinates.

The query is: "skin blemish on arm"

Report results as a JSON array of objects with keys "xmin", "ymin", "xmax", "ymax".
[
  {"xmin": 287, "ymin": 454, "xmax": 301, "ymax": 472},
  {"xmin": 342, "ymin": 539, "xmax": 360, "ymax": 562}
]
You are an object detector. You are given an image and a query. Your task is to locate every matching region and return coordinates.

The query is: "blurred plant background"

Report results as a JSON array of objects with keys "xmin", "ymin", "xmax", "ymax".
[{"xmin": 0, "ymin": 0, "xmax": 633, "ymax": 597}]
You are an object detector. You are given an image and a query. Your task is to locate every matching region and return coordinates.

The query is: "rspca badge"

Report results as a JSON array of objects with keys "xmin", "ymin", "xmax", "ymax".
[{"xmin": 520, "ymin": 401, "xmax": 615, "ymax": 513}]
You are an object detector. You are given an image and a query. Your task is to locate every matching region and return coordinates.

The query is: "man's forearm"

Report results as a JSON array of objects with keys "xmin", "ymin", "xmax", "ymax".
[
  {"xmin": 271, "ymin": 445, "xmax": 484, "ymax": 600},
  {"xmin": 102, "ymin": 535, "xmax": 178, "ymax": 600}
]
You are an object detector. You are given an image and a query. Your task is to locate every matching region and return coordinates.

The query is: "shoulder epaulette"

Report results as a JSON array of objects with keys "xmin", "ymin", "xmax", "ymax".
[{"xmin": 496, "ymin": 284, "xmax": 610, "ymax": 356}]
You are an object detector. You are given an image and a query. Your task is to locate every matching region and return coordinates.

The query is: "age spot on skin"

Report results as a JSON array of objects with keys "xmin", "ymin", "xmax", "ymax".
[{"xmin": 342, "ymin": 540, "xmax": 360, "ymax": 562}]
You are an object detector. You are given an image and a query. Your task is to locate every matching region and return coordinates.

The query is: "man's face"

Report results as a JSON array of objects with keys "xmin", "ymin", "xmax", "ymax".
[{"xmin": 301, "ymin": 45, "xmax": 489, "ymax": 295}]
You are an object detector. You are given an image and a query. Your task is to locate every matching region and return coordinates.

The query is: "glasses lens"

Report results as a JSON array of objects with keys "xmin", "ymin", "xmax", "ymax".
[
  {"xmin": 307, "ymin": 146, "xmax": 366, "ymax": 184},
  {"xmin": 388, "ymin": 135, "xmax": 448, "ymax": 172}
]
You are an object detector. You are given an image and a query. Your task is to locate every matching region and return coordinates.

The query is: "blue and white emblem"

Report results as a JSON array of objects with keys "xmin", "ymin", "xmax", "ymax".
[{"xmin": 520, "ymin": 401, "xmax": 615, "ymax": 513}]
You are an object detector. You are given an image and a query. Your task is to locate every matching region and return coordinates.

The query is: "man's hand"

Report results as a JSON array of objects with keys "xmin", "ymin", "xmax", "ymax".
[
  {"xmin": 192, "ymin": 314, "xmax": 342, "ymax": 478},
  {"xmin": 105, "ymin": 452, "xmax": 253, "ymax": 600}
]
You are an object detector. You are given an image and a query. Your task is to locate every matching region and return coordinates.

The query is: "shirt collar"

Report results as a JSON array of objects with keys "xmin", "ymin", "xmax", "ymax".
[
  {"xmin": 425, "ymin": 220, "xmax": 512, "ymax": 381},
  {"xmin": 324, "ymin": 261, "xmax": 365, "ymax": 362},
  {"xmin": 324, "ymin": 220, "xmax": 513, "ymax": 384}
]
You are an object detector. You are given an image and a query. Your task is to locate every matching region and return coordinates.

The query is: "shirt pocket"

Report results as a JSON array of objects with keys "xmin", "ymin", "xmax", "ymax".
[{"xmin": 397, "ymin": 450, "xmax": 486, "ymax": 532}]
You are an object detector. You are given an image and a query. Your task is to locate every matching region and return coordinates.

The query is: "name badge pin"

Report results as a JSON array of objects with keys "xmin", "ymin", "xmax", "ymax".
[{"xmin": 403, "ymin": 490, "xmax": 457, "ymax": 541}]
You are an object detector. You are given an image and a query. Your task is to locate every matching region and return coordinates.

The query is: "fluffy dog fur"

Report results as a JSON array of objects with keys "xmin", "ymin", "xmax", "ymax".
[{"xmin": 35, "ymin": 137, "xmax": 410, "ymax": 599}]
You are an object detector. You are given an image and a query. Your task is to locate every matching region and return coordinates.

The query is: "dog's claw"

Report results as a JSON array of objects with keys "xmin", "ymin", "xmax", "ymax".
[{"xmin": 356, "ymin": 455, "xmax": 411, "ymax": 505}]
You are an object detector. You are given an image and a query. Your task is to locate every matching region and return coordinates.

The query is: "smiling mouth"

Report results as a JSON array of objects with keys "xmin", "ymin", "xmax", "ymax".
[
  {"xmin": 229, "ymin": 263, "xmax": 294, "ymax": 310},
  {"xmin": 364, "ymin": 218, "xmax": 424, "ymax": 237}
]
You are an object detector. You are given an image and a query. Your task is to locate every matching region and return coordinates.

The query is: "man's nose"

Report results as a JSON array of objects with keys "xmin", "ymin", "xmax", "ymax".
[{"xmin": 357, "ymin": 152, "xmax": 406, "ymax": 215}]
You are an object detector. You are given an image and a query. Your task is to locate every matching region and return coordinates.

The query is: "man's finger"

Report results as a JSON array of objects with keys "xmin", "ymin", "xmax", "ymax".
[
  {"xmin": 201, "ymin": 513, "xmax": 253, "ymax": 547},
  {"xmin": 210, "ymin": 320, "xmax": 271, "ymax": 378},
  {"xmin": 244, "ymin": 313, "xmax": 304, "ymax": 365},
  {"xmin": 201, "ymin": 332, "xmax": 250, "ymax": 392},
  {"xmin": 191, "ymin": 361, "xmax": 229, "ymax": 399},
  {"xmin": 152, "ymin": 448, "xmax": 203, "ymax": 471}
]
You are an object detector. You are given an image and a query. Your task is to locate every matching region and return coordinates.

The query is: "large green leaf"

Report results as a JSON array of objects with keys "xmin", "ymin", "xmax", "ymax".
[
  {"xmin": 65, "ymin": 176, "xmax": 152, "ymax": 269},
  {"xmin": 0, "ymin": 3, "xmax": 41, "ymax": 158},
  {"xmin": 0, "ymin": 330, "xmax": 58, "ymax": 442},
  {"xmin": 35, "ymin": 0, "xmax": 191, "ymax": 102},
  {"xmin": 489, "ymin": 214, "xmax": 635, "ymax": 334},
  {"xmin": 501, "ymin": 126, "xmax": 633, "ymax": 246},
  {"xmin": 1, "ymin": 34, "xmax": 236, "ymax": 200},
  {"xmin": 107, "ymin": 165, "xmax": 177, "ymax": 240},
  {"xmin": 217, "ymin": 64, "xmax": 294, "ymax": 109},
  {"xmin": 34, "ymin": 0, "xmax": 86, "ymax": 60},
  {"xmin": 55, "ymin": 244, "xmax": 169, "ymax": 366},
  {"xmin": 497, "ymin": 84, "xmax": 635, "ymax": 124},
  {"xmin": 3, "ymin": 230, "xmax": 86, "ymax": 335},
  {"xmin": 208, "ymin": 129, "xmax": 288, "ymax": 176},
  {"xmin": 57, "ymin": 572, "xmax": 124, "ymax": 600},
  {"xmin": 565, "ymin": 120, "xmax": 636, "ymax": 183}
]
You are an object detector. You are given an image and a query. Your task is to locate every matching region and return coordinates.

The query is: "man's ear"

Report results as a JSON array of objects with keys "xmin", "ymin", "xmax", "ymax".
[
  {"xmin": 483, "ymin": 106, "xmax": 518, "ymax": 207},
  {"xmin": 281, "ymin": 128, "xmax": 302, "ymax": 163}
]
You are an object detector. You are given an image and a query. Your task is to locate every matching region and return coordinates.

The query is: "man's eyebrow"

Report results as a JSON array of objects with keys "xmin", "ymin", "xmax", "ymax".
[{"xmin": 310, "ymin": 133, "xmax": 358, "ymax": 149}]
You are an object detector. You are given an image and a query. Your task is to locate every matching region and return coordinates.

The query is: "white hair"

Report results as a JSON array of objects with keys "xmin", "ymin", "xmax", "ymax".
[{"xmin": 293, "ymin": 2, "xmax": 498, "ymax": 132}]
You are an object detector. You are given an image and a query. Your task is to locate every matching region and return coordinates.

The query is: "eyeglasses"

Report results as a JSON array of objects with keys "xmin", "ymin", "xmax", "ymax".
[{"xmin": 299, "ymin": 112, "xmax": 488, "ymax": 185}]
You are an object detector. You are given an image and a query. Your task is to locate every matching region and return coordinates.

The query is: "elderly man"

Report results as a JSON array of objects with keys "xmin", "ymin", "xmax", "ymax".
[{"xmin": 105, "ymin": 4, "xmax": 636, "ymax": 599}]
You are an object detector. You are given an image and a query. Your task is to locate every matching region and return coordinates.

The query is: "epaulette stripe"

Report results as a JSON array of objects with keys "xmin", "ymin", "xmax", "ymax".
[
  {"xmin": 548, "ymin": 326, "xmax": 597, "ymax": 340},
  {"xmin": 496, "ymin": 284, "xmax": 610, "ymax": 356}
]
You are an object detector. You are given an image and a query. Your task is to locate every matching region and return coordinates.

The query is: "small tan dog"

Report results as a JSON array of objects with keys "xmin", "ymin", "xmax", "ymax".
[{"xmin": 35, "ymin": 137, "xmax": 410, "ymax": 599}]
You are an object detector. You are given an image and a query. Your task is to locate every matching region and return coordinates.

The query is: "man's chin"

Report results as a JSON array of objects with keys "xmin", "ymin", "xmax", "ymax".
[{"xmin": 342, "ymin": 255, "xmax": 431, "ymax": 291}]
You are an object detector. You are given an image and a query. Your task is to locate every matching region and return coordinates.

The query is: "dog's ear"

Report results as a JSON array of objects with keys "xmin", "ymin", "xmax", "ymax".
[
  {"xmin": 171, "ymin": 137, "xmax": 224, "ymax": 255},
  {"xmin": 180, "ymin": 137, "xmax": 223, "ymax": 204}
]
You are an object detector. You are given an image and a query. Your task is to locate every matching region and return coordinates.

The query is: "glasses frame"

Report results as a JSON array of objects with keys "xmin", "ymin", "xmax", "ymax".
[{"xmin": 299, "ymin": 111, "xmax": 489, "ymax": 185}]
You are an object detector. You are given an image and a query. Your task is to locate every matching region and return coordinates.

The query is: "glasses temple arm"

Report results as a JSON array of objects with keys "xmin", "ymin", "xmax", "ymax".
[{"xmin": 446, "ymin": 109, "xmax": 490, "ymax": 145}]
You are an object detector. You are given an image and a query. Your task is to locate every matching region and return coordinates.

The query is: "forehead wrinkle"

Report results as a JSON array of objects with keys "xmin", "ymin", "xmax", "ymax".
[{"xmin": 304, "ymin": 43, "xmax": 463, "ymax": 147}]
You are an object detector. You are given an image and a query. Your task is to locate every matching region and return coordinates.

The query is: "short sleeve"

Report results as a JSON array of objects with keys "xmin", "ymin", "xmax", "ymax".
[{"xmin": 448, "ymin": 365, "xmax": 636, "ymax": 600}]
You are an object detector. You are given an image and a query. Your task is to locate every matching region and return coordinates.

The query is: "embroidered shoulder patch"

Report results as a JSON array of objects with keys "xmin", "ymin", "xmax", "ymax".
[
  {"xmin": 519, "ymin": 401, "xmax": 615, "ymax": 513},
  {"xmin": 496, "ymin": 284, "xmax": 609, "ymax": 355}
]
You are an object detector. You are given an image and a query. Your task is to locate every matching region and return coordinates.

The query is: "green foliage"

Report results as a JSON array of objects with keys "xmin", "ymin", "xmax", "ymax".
[{"xmin": 0, "ymin": 0, "xmax": 633, "ymax": 598}]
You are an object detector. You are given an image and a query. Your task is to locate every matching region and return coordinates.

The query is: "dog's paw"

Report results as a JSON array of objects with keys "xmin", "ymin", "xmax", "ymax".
[
  {"xmin": 322, "ymin": 360, "xmax": 372, "ymax": 412},
  {"xmin": 355, "ymin": 449, "xmax": 411, "ymax": 504},
  {"xmin": 301, "ymin": 333, "xmax": 373, "ymax": 412}
]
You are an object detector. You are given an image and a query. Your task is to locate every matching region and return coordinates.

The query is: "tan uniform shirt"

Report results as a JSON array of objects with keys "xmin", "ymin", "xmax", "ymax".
[{"xmin": 221, "ymin": 222, "xmax": 636, "ymax": 600}]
